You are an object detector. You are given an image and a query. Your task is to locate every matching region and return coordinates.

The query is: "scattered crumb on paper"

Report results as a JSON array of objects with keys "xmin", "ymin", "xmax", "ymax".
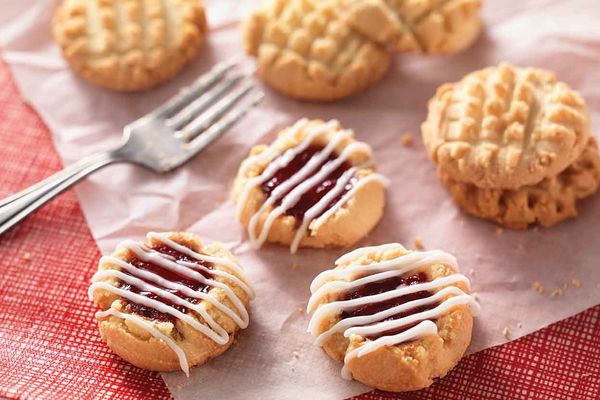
[
  {"xmin": 413, "ymin": 238, "xmax": 424, "ymax": 250},
  {"xmin": 401, "ymin": 133, "xmax": 414, "ymax": 147}
]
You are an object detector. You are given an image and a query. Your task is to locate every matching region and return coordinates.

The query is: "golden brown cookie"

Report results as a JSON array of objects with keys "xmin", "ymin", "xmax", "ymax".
[
  {"xmin": 307, "ymin": 243, "xmax": 479, "ymax": 392},
  {"xmin": 242, "ymin": 0, "xmax": 390, "ymax": 101},
  {"xmin": 233, "ymin": 118, "xmax": 388, "ymax": 253},
  {"xmin": 345, "ymin": 0, "xmax": 483, "ymax": 54},
  {"xmin": 422, "ymin": 63, "xmax": 591, "ymax": 189},
  {"xmin": 53, "ymin": 0, "xmax": 207, "ymax": 91},
  {"xmin": 89, "ymin": 231, "xmax": 253, "ymax": 375},
  {"xmin": 440, "ymin": 138, "xmax": 600, "ymax": 229}
]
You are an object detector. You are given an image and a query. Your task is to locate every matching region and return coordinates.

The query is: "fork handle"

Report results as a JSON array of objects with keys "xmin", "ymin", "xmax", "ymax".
[{"xmin": 0, "ymin": 151, "xmax": 120, "ymax": 236}]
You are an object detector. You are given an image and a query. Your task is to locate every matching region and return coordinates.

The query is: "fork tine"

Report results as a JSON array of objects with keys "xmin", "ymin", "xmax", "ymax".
[
  {"xmin": 167, "ymin": 72, "xmax": 244, "ymax": 130},
  {"xmin": 153, "ymin": 57, "xmax": 239, "ymax": 118},
  {"xmin": 176, "ymin": 81, "xmax": 255, "ymax": 142},
  {"xmin": 184, "ymin": 91, "xmax": 265, "ymax": 155}
]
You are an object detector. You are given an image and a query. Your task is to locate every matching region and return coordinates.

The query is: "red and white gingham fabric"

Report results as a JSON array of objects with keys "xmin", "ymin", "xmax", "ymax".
[{"xmin": 0, "ymin": 60, "xmax": 598, "ymax": 400}]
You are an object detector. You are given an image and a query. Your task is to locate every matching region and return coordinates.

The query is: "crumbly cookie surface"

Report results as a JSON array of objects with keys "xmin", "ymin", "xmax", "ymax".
[
  {"xmin": 242, "ymin": 0, "xmax": 390, "ymax": 101},
  {"xmin": 422, "ymin": 63, "xmax": 591, "ymax": 189},
  {"xmin": 91, "ymin": 232, "xmax": 253, "ymax": 373},
  {"xmin": 233, "ymin": 119, "xmax": 387, "ymax": 252},
  {"xmin": 307, "ymin": 243, "xmax": 477, "ymax": 392},
  {"xmin": 345, "ymin": 0, "xmax": 482, "ymax": 54},
  {"xmin": 441, "ymin": 138, "xmax": 600, "ymax": 229},
  {"xmin": 53, "ymin": 0, "xmax": 207, "ymax": 91}
]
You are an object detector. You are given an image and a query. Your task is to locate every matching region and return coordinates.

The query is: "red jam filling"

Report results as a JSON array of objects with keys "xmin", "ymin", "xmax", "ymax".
[
  {"xmin": 260, "ymin": 145, "xmax": 356, "ymax": 222},
  {"xmin": 340, "ymin": 272, "xmax": 438, "ymax": 340},
  {"xmin": 120, "ymin": 244, "xmax": 213, "ymax": 322}
]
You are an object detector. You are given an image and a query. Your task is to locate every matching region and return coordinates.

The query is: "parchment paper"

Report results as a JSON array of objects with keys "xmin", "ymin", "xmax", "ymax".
[{"xmin": 1, "ymin": 1, "xmax": 599, "ymax": 399}]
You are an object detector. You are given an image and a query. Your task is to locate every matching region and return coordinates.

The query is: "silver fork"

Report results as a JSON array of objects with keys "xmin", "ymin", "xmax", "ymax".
[{"xmin": 0, "ymin": 59, "xmax": 263, "ymax": 236}]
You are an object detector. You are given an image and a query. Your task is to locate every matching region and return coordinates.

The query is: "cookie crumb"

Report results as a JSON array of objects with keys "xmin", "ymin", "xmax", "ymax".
[
  {"xmin": 413, "ymin": 238, "xmax": 424, "ymax": 250},
  {"xmin": 471, "ymin": 292, "xmax": 479, "ymax": 301},
  {"xmin": 580, "ymin": 372, "xmax": 592, "ymax": 378},
  {"xmin": 297, "ymin": 307, "xmax": 304, "ymax": 314},
  {"xmin": 517, "ymin": 322, "xmax": 522, "ymax": 329},
  {"xmin": 551, "ymin": 288, "xmax": 563, "ymax": 298},
  {"xmin": 291, "ymin": 263, "xmax": 300, "ymax": 271},
  {"xmin": 401, "ymin": 133, "xmax": 414, "ymax": 147},
  {"xmin": 516, "ymin": 244, "xmax": 524, "ymax": 251},
  {"xmin": 292, "ymin": 351, "xmax": 300, "ymax": 359},
  {"xmin": 22, "ymin": 252, "xmax": 32, "ymax": 261},
  {"xmin": 502, "ymin": 327, "xmax": 510, "ymax": 339},
  {"xmin": 532, "ymin": 281, "xmax": 544, "ymax": 294},
  {"xmin": 469, "ymin": 268, "xmax": 475, "ymax": 277},
  {"xmin": 495, "ymin": 227, "xmax": 504, "ymax": 236},
  {"xmin": 572, "ymin": 277, "xmax": 581, "ymax": 288}
]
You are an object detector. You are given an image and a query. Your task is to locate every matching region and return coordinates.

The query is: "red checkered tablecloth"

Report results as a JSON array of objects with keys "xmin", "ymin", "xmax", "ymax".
[{"xmin": 0, "ymin": 60, "xmax": 598, "ymax": 400}]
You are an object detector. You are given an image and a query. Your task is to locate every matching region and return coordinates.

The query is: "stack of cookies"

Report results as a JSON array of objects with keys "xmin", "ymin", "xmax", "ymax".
[
  {"xmin": 242, "ymin": 0, "xmax": 483, "ymax": 101},
  {"xmin": 422, "ymin": 63, "xmax": 600, "ymax": 229}
]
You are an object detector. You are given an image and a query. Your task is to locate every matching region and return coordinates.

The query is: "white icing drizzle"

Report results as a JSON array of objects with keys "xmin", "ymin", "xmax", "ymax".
[
  {"xmin": 90, "ymin": 232, "xmax": 253, "ymax": 376},
  {"xmin": 290, "ymin": 167, "xmax": 357, "ymax": 253},
  {"xmin": 309, "ymin": 247, "xmax": 458, "ymax": 293},
  {"xmin": 237, "ymin": 118, "xmax": 388, "ymax": 253},
  {"xmin": 310, "ymin": 173, "xmax": 390, "ymax": 234},
  {"xmin": 334, "ymin": 243, "xmax": 407, "ymax": 265},
  {"xmin": 96, "ymin": 308, "xmax": 191, "ymax": 376},
  {"xmin": 248, "ymin": 131, "xmax": 358, "ymax": 248},
  {"xmin": 306, "ymin": 244, "xmax": 480, "ymax": 380},
  {"xmin": 341, "ymin": 320, "xmax": 438, "ymax": 380},
  {"xmin": 235, "ymin": 118, "xmax": 328, "ymax": 221}
]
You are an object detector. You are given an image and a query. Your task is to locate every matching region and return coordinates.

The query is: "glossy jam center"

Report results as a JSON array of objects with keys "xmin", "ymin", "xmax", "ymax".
[
  {"xmin": 261, "ymin": 145, "xmax": 355, "ymax": 221},
  {"xmin": 120, "ymin": 244, "xmax": 213, "ymax": 322},
  {"xmin": 341, "ymin": 272, "xmax": 438, "ymax": 340}
]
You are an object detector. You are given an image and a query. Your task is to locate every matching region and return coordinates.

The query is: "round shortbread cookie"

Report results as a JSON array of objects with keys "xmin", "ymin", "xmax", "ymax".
[
  {"xmin": 440, "ymin": 138, "xmax": 600, "ymax": 229},
  {"xmin": 232, "ymin": 118, "xmax": 387, "ymax": 253},
  {"xmin": 307, "ymin": 243, "xmax": 478, "ymax": 392},
  {"xmin": 242, "ymin": 0, "xmax": 391, "ymax": 101},
  {"xmin": 422, "ymin": 62, "xmax": 591, "ymax": 189},
  {"xmin": 90, "ymin": 232, "xmax": 253, "ymax": 375},
  {"xmin": 345, "ymin": 0, "xmax": 483, "ymax": 54},
  {"xmin": 53, "ymin": 0, "xmax": 207, "ymax": 91}
]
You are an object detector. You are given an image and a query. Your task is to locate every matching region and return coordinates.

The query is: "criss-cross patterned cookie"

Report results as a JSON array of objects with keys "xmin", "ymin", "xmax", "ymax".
[
  {"xmin": 345, "ymin": 0, "xmax": 482, "ymax": 54},
  {"xmin": 242, "ymin": 0, "xmax": 390, "ymax": 101},
  {"xmin": 307, "ymin": 243, "xmax": 479, "ymax": 392},
  {"xmin": 440, "ymin": 138, "xmax": 600, "ymax": 229},
  {"xmin": 53, "ymin": 0, "xmax": 207, "ymax": 91},
  {"xmin": 422, "ymin": 63, "xmax": 592, "ymax": 189}
]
